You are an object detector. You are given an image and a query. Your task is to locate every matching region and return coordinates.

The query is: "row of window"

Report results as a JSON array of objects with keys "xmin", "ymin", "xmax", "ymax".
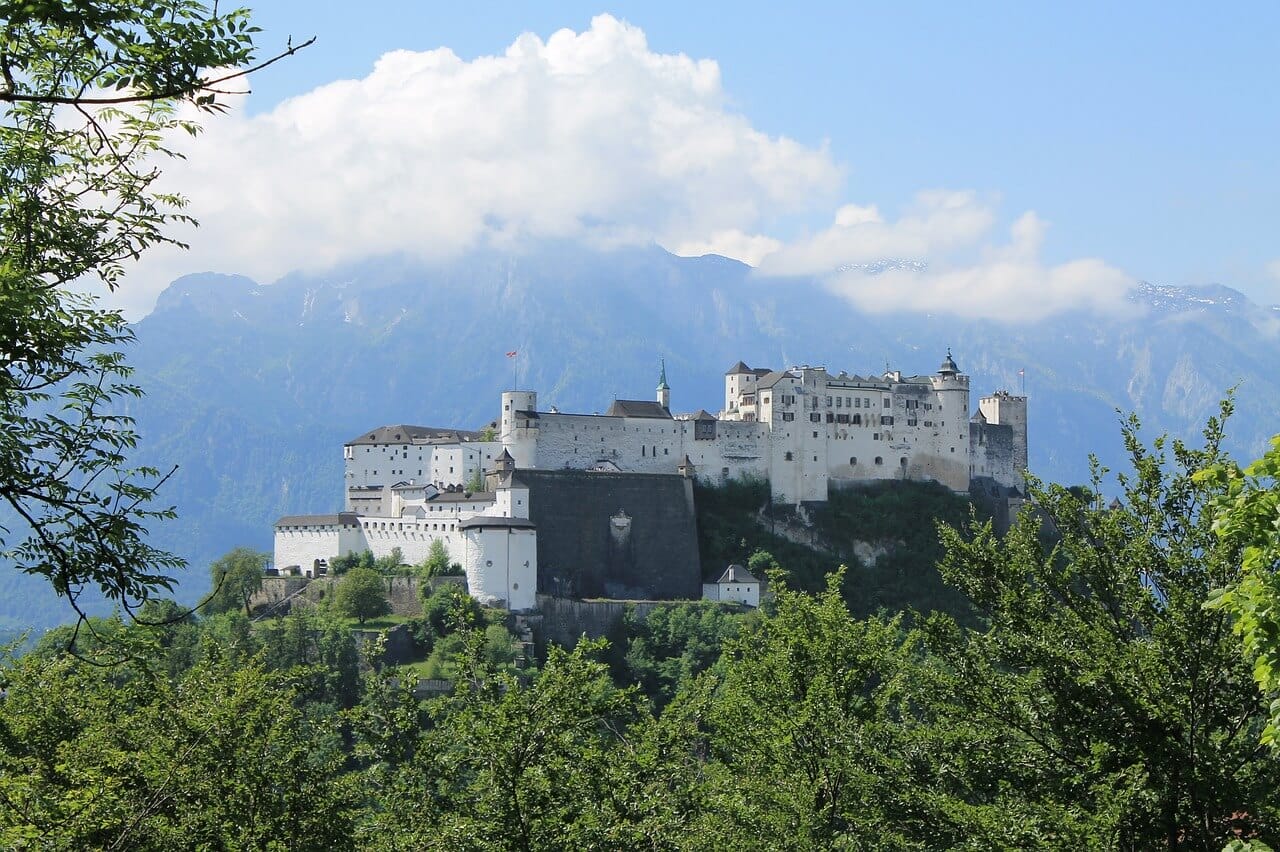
[{"xmin": 781, "ymin": 453, "xmax": 910, "ymax": 467}]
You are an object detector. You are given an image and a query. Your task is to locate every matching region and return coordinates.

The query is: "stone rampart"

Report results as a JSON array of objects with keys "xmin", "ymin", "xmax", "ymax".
[
  {"xmin": 519, "ymin": 469, "xmax": 701, "ymax": 599},
  {"xmin": 534, "ymin": 594, "xmax": 664, "ymax": 649}
]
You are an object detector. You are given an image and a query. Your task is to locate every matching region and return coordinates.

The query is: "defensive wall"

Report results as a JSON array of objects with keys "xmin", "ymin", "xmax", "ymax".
[{"xmin": 518, "ymin": 469, "xmax": 702, "ymax": 600}]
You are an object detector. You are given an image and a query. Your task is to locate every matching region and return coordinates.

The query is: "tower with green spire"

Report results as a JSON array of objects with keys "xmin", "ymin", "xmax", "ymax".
[{"xmin": 656, "ymin": 359, "xmax": 670, "ymax": 410}]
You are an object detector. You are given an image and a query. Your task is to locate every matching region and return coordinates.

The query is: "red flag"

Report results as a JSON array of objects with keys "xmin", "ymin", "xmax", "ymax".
[{"xmin": 506, "ymin": 350, "xmax": 518, "ymax": 358}]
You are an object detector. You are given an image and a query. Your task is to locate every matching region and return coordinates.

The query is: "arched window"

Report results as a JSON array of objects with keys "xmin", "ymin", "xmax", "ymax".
[
  {"xmin": 874, "ymin": 456, "xmax": 883, "ymax": 465},
  {"xmin": 900, "ymin": 456, "xmax": 908, "ymax": 467},
  {"xmin": 849, "ymin": 456, "xmax": 857, "ymax": 466}
]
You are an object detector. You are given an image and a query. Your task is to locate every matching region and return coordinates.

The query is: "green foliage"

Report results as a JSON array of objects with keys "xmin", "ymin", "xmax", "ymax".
[
  {"xmin": 0, "ymin": 0, "xmax": 298, "ymax": 625},
  {"xmin": 466, "ymin": 467, "xmax": 486, "ymax": 493},
  {"xmin": 923, "ymin": 404, "xmax": 1280, "ymax": 846},
  {"xmin": 617, "ymin": 601, "xmax": 747, "ymax": 707},
  {"xmin": 694, "ymin": 477, "xmax": 980, "ymax": 623},
  {"xmin": 381, "ymin": 637, "xmax": 644, "ymax": 850},
  {"xmin": 696, "ymin": 571, "xmax": 932, "ymax": 848},
  {"xmin": 201, "ymin": 546, "xmax": 267, "ymax": 616},
  {"xmin": 1199, "ymin": 434, "xmax": 1280, "ymax": 746},
  {"xmin": 417, "ymin": 539, "xmax": 463, "ymax": 578},
  {"xmin": 333, "ymin": 567, "xmax": 391, "ymax": 625},
  {"xmin": 0, "ymin": 647, "xmax": 356, "ymax": 849}
]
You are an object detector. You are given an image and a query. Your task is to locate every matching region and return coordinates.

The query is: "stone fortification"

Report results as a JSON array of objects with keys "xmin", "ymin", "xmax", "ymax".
[
  {"xmin": 517, "ymin": 469, "xmax": 701, "ymax": 600},
  {"xmin": 272, "ymin": 350, "xmax": 1028, "ymax": 611}
]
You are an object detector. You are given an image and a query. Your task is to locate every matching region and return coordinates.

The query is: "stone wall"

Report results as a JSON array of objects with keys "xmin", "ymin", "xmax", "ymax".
[
  {"xmin": 250, "ymin": 574, "xmax": 467, "ymax": 618},
  {"xmin": 534, "ymin": 594, "xmax": 663, "ymax": 649},
  {"xmin": 519, "ymin": 469, "xmax": 702, "ymax": 600}
]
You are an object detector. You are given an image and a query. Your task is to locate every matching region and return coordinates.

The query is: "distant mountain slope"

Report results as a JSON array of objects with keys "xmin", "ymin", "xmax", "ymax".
[{"xmin": 5, "ymin": 244, "xmax": 1277, "ymax": 630}]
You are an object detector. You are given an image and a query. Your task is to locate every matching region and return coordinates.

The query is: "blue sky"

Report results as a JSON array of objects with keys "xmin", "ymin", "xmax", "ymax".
[{"xmin": 123, "ymin": 3, "xmax": 1280, "ymax": 316}]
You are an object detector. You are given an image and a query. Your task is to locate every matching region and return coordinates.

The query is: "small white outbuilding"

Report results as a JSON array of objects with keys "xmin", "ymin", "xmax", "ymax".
[{"xmin": 702, "ymin": 564, "xmax": 760, "ymax": 607}]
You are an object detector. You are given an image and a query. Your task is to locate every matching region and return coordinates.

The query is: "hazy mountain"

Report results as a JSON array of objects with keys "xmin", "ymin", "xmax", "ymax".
[{"xmin": 4, "ymin": 243, "xmax": 1277, "ymax": 631}]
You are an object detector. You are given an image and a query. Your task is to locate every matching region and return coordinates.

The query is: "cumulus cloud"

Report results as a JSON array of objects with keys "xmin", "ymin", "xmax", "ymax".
[
  {"xmin": 113, "ymin": 14, "xmax": 1137, "ymax": 324},
  {"xmin": 120, "ymin": 15, "xmax": 839, "ymax": 316},
  {"xmin": 757, "ymin": 194, "xmax": 1137, "ymax": 322}
]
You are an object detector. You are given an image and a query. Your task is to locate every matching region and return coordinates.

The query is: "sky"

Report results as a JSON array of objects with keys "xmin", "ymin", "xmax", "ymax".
[{"xmin": 115, "ymin": 2, "xmax": 1280, "ymax": 320}]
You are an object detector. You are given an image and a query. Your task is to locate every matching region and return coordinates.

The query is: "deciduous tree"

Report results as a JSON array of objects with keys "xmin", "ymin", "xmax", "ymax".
[
  {"xmin": 0, "ymin": 1, "xmax": 310, "ymax": 629},
  {"xmin": 334, "ymin": 567, "xmax": 391, "ymax": 626}
]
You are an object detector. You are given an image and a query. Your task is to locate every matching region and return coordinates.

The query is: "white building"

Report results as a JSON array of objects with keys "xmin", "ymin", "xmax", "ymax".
[
  {"xmin": 500, "ymin": 351, "xmax": 1026, "ymax": 504},
  {"xmin": 274, "ymin": 451, "xmax": 536, "ymax": 611},
  {"xmin": 702, "ymin": 564, "xmax": 761, "ymax": 607}
]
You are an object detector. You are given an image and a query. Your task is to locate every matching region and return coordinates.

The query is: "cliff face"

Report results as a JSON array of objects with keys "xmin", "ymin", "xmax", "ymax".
[{"xmin": 4, "ymin": 245, "xmax": 1277, "ymax": 630}]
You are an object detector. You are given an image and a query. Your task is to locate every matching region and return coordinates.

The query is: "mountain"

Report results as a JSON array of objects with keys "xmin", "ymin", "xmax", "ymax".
[{"xmin": 4, "ymin": 243, "xmax": 1278, "ymax": 631}]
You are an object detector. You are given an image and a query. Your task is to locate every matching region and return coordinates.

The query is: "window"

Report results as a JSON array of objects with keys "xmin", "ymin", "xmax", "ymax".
[
  {"xmin": 852, "ymin": 414, "xmax": 861, "ymax": 425},
  {"xmin": 782, "ymin": 412, "xmax": 795, "ymax": 422},
  {"xmin": 813, "ymin": 455, "xmax": 818, "ymax": 462},
  {"xmin": 812, "ymin": 431, "xmax": 819, "ymax": 438},
  {"xmin": 784, "ymin": 451, "xmax": 793, "ymax": 461},
  {"xmin": 849, "ymin": 456, "xmax": 857, "ymax": 465},
  {"xmin": 883, "ymin": 398, "xmax": 891, "ymax": 408},
  {"xmin": 855, "ymin": 398, "xmax": 861, "ymax": 408},
  {"xmin": 762, "ymin": 395, "xmax": 770, "ymax": 403},
  {"xmin": 810, "ymin": 412, "xmax": 821, "ymax": 423},
  {"xmin": 875, "ymin": 456, "xmax": 883, "ymax": 465},
  {"xmin": 835, "ymin": 396, "xmax": 842, "ymax": 408},
  {"xmin": 881, "ymin": 415, "xmax": 894, "ymax": 426},
  {"xmin": 874, "ymin": 433, "xmax": 880, "ymax": 441},
  {"xmin": 900, "ymin": 457, "xmax": 908, "ymax": 466},
  {"xmin": 825, "ymin": 396, "xmax": 832, "ymax": 407}
]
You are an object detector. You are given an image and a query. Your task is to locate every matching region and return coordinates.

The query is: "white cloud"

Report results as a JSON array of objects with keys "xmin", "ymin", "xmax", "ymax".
[
  {"xmin": 119, "ymin": 15, "xmax": 839, "ymax": 316},
  {"xmin": 672, "ymin": 230, "xmax": 782, "ymax": 266},
  {"xmin": 112, "ymin": 15, "xmax": 1137, "ymax": 325},
  {"xmin": 757, "ymin": 196, "xmax": 1137, "ymax": 322}
]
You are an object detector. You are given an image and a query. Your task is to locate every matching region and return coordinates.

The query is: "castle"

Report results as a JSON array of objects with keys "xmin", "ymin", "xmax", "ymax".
[{"xmin": 273, "ymin": 352, "xmax": 1027, "ymax": 610}]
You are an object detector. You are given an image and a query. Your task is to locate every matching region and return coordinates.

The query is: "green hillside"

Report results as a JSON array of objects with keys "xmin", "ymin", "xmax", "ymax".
[{"xmin": 694, "ymin": 479, "xmax": 986, "ymax": 623}]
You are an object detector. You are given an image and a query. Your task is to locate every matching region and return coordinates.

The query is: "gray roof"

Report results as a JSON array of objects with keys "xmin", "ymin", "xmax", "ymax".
[
  {"xmin": 275, "ymin": 512, "xmax": 359, "ymax": 527},
  {"xmin": 725, "ymin": 360, "xmax": 752, "ymax": 375},
  {"xmin": 755, "ymin": 370, "xmax": 796, "ymax": 390},
  {"xmin": 428, "ymin": 491, "xmax": 495, "ymax": 503},
  {"xmin": 346, "ymin": 424, "xmax": 484, "ymax": 446},
  {"xmin": 458, "ymin": 515, "xmax": 537, "ymax": 531},
  {"xmin": 716, "ymin": 564, "xmax": 759, "ymax": 584},
  {"xmin": 605, "ymin": 399, "xmax": 673, "ymax": 419}
]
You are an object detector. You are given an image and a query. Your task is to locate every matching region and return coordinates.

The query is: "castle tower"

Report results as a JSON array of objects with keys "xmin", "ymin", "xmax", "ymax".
[
  {"xmin": 928, "ymin": 349, "xmax": 972, "ymax": 492},
  {"xmin": 657, "ymin": 360, "xmax": 670, "ymax": 410},
  {"xmin": 500, "ymin": 390, "xmax": 538, "ymax": 469},
  {"xmin": 979, "ymin": 390, "xmax": 1028, "ymax": 475}
]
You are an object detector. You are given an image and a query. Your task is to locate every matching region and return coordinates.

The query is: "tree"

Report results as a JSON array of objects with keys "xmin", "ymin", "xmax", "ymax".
[
  {"xmin": 0, "ymin": 1, "xmax": 310, "ymax": 628},
  {"xmin": 419, "ymin": 539, "xmax": 454, "ymax": 579},
  {"xmin": 697, "ymin": 571, "xmax": 928, "ymax": 848},
  {"xmin": 334, "ymin": 567, "xmax": 390, "ymax": 626},
  {"xmin": 0, "ymin": 645, "xmax": 357, "ymax": 849},
  {"xmin": 924, "ymin": 407, "xmax": 1280, "ymax": 847},
  {"xmin": 1199, "ymin": 435, "xmax": 1280, "ymax": 746},
  {"xmin": 202, "ymin": 547, "xmax": 267, "ymax": 616}
]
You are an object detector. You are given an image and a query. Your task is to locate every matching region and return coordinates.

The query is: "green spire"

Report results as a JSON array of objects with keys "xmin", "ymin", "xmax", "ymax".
[{"xmin": 657, "ymin": 358, "xmax": 669, "ymax": 390}]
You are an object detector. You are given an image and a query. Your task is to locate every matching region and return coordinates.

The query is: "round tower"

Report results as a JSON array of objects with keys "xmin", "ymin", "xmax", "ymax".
[
  {"xmin": 500, "ymin": 390, "xmax": 538, "ymax": 469},
  {"xmin": 928, "ymin": 349, "xmax": 971, "ymax": 492}
]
